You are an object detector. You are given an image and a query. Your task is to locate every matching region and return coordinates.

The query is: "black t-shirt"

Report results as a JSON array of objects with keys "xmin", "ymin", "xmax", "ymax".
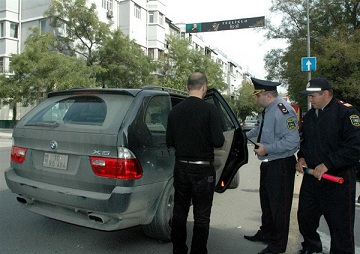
[{"xmin": 166, "ymin": 96, "xmax": 225, "ymax": 161}]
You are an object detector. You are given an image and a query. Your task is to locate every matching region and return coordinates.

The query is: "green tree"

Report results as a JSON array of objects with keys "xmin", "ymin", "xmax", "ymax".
[
  {"xmin": 158, "ymin": 36, "xmax": 227, "ymax": 92},
  {"xmin": 235, "ymin": 79, "xmax": 262, "ymax": 122},
  {"xmin": 264, "ymin": 0, "xmax": 360, "ymax": 110},
  {"xmin": 97, "ymin": 30, "xmax": 155, "ymax": 88},
  {"xmin": 1, "ymin": 28, "xmax": 94, "ymax": 122},
  {"xmin": 45, "ymin": 0, "xmax": 112, "ymax": 66}
]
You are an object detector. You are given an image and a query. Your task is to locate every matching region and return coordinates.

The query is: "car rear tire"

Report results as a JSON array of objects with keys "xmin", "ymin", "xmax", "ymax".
[{"xmin": 142, "ymin": 178, "xmax": 174, "ymax": 242}]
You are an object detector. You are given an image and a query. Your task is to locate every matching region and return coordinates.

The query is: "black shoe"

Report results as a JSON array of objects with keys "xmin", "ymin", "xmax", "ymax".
[
  {"xmin": 244, "ymin": 234, "xmax": 269, "ymax": 243},
  {"xmin": 297, "ymin": 250, "xmax": 322, "ymax": 254},
  {"xmin": 258, "ymin": 247, "xmax": 278, "ymax": 254}
]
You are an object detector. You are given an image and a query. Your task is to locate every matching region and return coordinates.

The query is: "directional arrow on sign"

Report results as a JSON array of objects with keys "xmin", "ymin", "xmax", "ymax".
[
  {"xmin": 306, "ymin": 60, "xmax": 312, "ymax": 71},
  {"xmin": 301, "ymin": 57, "xmax": 317, "ymax": 72}
]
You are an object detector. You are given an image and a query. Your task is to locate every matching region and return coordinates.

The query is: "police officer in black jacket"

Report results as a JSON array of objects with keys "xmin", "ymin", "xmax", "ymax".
[{"xmin": 296, "ymin": 78, "xmax": 360, "ymax": 254}]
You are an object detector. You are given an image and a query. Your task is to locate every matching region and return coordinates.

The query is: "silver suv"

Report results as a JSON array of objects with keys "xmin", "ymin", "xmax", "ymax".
[{"xmin": 5, "ymin": 87, "xmax": 248, "ymax": 241}]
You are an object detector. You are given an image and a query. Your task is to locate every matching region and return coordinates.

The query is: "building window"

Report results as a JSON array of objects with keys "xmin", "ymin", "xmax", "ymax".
[
  {"xmin": 159, "ymin": 13, "xmax": 164, "ymax": 26},
  {"xmin": 40, "ymin": 19, "xmax": 47, "ymax": 33},
  {"xmin": 106, "ymin": 0, "xmax": 113, "ymax": 11},
  {"xmin": 148, "ymin": 48, "xmax": 155, "ymax": 59},
  {"xmin": 102, "ymin": 0, "xmax": 106, "ymax": 8},
  {"xmin": 158, "ymin": 49, "xmax": 164, "ymax": 59},
  {"xmin": 134, "ymin": 4, "xmax": 141, "ymax": 19},
  {"xmin": 0, "ymin": 57, "xmax": 3, "ymax": 73},
  {"xmin": 10, "ymin": 23, "xmax": 19, "ymax": 38},
  {"xmin": 0, "ymin": 22, "xmax": 4, "ymax": 37},
  {"xmin": 149, "ymin": 11, "xmax": 154, "ymax": 23}
]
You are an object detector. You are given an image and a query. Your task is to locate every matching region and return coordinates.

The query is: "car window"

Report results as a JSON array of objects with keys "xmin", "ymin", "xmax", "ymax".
[
  {"xmin": 205, "ymin": 97, "xmax": 235, "ymax": 131},
  {"xmin": 145, "ymin": 95, "xmax": 171, "ymax": 133},
  {"xmin": 26, "ymin": 96, "xmax": 107, "ymax": 126}
]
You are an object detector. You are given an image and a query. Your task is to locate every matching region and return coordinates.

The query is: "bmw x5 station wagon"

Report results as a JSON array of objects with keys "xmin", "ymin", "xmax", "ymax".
[{"xmin": 5, "ymin": 87, "xmax": 248, "ymax": 241}]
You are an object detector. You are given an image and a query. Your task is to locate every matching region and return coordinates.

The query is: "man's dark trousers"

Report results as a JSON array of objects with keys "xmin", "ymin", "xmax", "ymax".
[{"xmin": 171, "ymin": 161, "xmax": 216, "ymax": 254}]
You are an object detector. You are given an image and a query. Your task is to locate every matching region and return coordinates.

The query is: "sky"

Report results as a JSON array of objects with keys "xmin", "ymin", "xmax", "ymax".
[{"xmin": 163, "ymin": 0, "xmax": 287, "ymax": 80}]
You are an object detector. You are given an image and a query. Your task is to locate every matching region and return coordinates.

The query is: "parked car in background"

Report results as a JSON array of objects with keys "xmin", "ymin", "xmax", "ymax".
[
  {"xmin": 5, "ymin": 87, "xmax": 248, "ymax": 242},
  {"xmin": 242, "ymin": 119, "xmax": 259, "ymax": 132}
]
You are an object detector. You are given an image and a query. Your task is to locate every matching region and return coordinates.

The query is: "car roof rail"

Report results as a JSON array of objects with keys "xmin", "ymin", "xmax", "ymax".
[{"xmin": 142, "ymin": 86, "xmax": 188, "ymax": 96}]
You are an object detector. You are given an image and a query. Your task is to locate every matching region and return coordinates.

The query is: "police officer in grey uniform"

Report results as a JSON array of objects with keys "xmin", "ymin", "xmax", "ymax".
[{"xmin": 244, "ymin": 77, "xmax": 300, "ymax": 254}]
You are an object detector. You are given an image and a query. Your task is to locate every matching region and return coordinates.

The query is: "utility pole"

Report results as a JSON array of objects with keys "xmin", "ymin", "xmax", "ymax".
[{"xmin": 306, "ymin": 0, "xmax": 311, "ymax": 110}]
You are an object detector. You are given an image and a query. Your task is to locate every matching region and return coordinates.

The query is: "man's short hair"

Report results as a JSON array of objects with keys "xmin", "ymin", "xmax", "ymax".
[{"xmin": 187, "ymin": 72, "xmax": 208, "ymax": 90}]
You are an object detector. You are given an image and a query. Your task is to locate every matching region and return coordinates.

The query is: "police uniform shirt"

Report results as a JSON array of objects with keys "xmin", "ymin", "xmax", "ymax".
[
  {"xmin": 247, "ymin": 96, "xmax": 300, "ymax": 161},
  {"xmin": 297, "ymin": 97, "xmax": 360, "ymax": 173}
]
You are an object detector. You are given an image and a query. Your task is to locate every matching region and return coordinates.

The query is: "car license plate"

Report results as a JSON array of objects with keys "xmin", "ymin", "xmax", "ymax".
[{"xmin": 43, "ymin": 153, "xmax": 68, "ymax": 170}]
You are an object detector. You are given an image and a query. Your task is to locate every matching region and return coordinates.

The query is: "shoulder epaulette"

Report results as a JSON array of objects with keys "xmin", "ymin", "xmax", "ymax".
[
  {"xmin": 277, "ymin": 103, "xmax": 289, "ymax": 114},
  {"xmin": 338, "ymin": 100, "xmax": 353, "ymax": 108}
]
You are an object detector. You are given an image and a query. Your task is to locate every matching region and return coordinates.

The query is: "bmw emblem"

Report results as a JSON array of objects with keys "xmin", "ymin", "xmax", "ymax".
[{"xmin": 50, "ymin": 140, "xmax": 58, "ymax": 150}]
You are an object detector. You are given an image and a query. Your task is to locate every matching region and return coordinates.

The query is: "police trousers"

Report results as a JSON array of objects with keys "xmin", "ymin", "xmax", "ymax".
[
  {"xmin": 171, "ymin": 161, "xmax": 216, "ymax": 254},
  {"xmin": 259, "ymin": 155, "xmax": 296, "ymax": 252},
  {"xmin": 298, "ymin": 167, "xmax": 356, "ymax": 254}
]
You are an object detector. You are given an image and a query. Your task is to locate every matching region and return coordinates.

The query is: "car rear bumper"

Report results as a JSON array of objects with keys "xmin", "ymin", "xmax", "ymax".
[{"xmin": 5, "ymin": 167, "xmax": 165, "ymax": 231}]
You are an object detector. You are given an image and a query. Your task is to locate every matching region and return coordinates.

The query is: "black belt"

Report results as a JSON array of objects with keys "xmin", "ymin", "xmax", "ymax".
[
  {"xmin": 261, "ymin": 155, "xmax": 295, "ymax": 163},
  {"xmin": 178, "ymin": 160, "xmax": 212, "ymax": 165}
]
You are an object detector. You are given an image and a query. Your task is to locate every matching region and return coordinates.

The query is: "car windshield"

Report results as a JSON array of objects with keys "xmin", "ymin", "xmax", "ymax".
[{"xmin": 245, "ymin": 120, "xmax": 257, "ymax": 125}]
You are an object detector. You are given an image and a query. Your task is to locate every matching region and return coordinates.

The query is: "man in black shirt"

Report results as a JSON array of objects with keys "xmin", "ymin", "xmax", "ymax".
[{"xmin": 166, "ymin": 72, "xmax": 225, "ymax": 254}]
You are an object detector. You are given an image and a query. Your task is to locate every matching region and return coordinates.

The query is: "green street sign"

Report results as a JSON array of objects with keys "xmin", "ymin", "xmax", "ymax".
[{"xmin": 186, "ymin": 16, "xmax": 265, "ymax": 33}]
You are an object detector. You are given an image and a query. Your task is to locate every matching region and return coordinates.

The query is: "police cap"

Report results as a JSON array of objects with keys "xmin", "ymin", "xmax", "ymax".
[
  {"xmin": 300, "ymin": 78, "xmax": 332, "ymax": 95},
  {"xmin": 251, "ymin": 77, "xmax": 281, "ymax": 95}
]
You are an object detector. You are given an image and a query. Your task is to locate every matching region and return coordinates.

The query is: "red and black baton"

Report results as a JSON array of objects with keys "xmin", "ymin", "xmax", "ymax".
[{"xmin": 303, "ymin": 167, "xmax": 344, "ymax": 184}]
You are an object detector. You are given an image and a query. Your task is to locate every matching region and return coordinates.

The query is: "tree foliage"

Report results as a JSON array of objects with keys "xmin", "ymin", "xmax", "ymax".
[
  {"xmin": 158, "ymin": 36, "xmax": 227, "ymax": 92},
  {"xmin": 45, "ymin": 0, "xmax": 112, "ymax": 66},
  {"xmin": 8, "ymin": 28, "xmax": 95, "ymax": 105},
  {"xmin": 97, "ymin": 30, "xmax": 155, "ymax": 88},
  {"xmin": 235, "ymin": 79, "xmax": 262, "ymax": 122},
  {"xmin": 265, "ymin": 0, "xmax": 360, "ymax": 110}
]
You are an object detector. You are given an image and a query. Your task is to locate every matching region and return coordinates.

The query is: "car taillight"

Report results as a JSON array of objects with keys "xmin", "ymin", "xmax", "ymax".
[
  {"xmin": 11, "ymin": 146, "xmax": 28, "ymax": 164},
  {"xmin": 90, "ymin": 147, "xmax": 143, "ymax": 180}
]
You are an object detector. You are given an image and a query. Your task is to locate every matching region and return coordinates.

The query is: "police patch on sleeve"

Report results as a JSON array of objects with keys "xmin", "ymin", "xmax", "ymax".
[
  {"xmin": 350, "ymin": 115, "xmax": 360, "ymax": 127},
  {"xmin": 286, "ymin": 118, "xmax": 297, "ymax": 130}
]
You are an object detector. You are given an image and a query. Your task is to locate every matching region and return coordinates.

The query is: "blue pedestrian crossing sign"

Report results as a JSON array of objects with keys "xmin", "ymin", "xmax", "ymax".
[{"xmin": 301, "ymin": 57, "xmax": 316, "ymax": 72}]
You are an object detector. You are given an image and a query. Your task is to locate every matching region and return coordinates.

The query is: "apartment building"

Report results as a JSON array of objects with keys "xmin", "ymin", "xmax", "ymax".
[{"xmin": 0, "ymin": 0, "xmax": 243, "ymax": 122}]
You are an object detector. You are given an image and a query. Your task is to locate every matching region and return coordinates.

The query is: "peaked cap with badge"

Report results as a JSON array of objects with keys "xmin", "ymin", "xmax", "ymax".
[
  {"xmin": 300, "ymin": 78, "xmax": 332, "ymax": 95},
  {"xmin": 251, "ymin": 77, "xmax": 281, "ymax": 95}
]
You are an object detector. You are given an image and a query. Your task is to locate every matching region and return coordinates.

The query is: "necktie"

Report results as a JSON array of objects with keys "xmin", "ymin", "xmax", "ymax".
[
  {"xmin": 256, "ymin": 109, "xmax": 265, "ymax": 148},
  {"xmin": 316, "ymin": 109, "xmax": 323, "ymax": 118}
]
